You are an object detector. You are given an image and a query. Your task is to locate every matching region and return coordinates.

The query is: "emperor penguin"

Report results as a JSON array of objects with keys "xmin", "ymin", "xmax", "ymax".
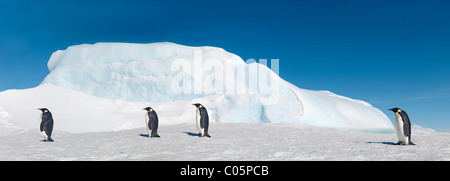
[
  {"xmin": 143, "ymin": 107, "xmax": 160, "ymax": 138},
  {"xmin": 389, "ymin": 108, "xmax": 415, "ymax": 145},
  {"xmin": 192, "ymin": 103, "xmax": 211, "ymax": 137},
  {"xmin": 38, "ymin": 108, "xmax": 54, "ymax": 142}
]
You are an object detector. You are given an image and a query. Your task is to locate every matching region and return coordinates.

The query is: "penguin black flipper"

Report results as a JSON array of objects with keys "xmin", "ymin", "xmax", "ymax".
[
  {"xmin": 42, "ymin": 118, "xmax": 54, "ymax": 136},
  {"xmin": 43, "ymin": 119, "xmax": 54, "ymax": 141},
  {"xmin": 200, "ymin": 108, "xmax": 206, "ymax": 129},
  {"xmin": 398, "ymin": 110, "xmax": 414, "ymax": 145},
  {"xmin": 40, "ymin": 119, "xmax": 45, "ymax": 133},
  {"xmin": 200, "ymin": 107, "xmax": 210, "ymax": 137},
  {"xmin": 150, "ymin": 117, "xmax": 160, "ymax": 138},
  {"xmin": 399, "ymin": 111, "xmax": 411, "ymax": 138},
  {"xmin": 149, "ymin": 110, "xmax": 160, "ymax": 138}
]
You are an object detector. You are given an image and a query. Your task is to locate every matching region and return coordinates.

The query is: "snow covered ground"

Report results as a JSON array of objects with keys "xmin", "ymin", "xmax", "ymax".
[{"xmin": 1, "ymin": 123, "xmax": 448, "ymax": 161}]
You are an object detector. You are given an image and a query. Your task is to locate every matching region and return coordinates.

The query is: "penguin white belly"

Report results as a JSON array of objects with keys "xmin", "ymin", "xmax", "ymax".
[
  {"xmin": 394, "ymin": 113, "xmax": 406, "ymax": 143},
  {"xmin": 145, "ymin": 113, "xmax": 151, "ymax": 135},
  {"xmin": 196, "ymin": 109, "xmax": 204, "ymax": 136},
  {"xmin": 41, "ymin": 131, "xmax": 48, "ymax": 140},
  {"xmin": 39, "ymin": 113, "xmax": 46, "ymax": 139}
]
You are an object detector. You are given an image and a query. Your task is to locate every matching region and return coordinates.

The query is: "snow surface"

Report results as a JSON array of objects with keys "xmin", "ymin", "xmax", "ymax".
[
  {"xmin": 2, "ymin": 42, "xmax": 446, "ymax": 161},
  {"xmin": 0, "ymin": 123, "xmax": 448, "ymax": 161}
]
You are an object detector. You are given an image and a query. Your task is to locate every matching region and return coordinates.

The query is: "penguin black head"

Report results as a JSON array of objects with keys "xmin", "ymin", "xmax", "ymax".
[
  {"xmin": 192, "ymin": 103, "xmax": 202, "ymax": 108},
  {"xmin": 37, "ymin": 108, "xmax": 49, "ymax": 113},
  {"xmin": 143, "ymin": 107, "xmax": 153, "ymax": 112},
  {"xmin": 389, "ymin": 108, "xmax": 402, "ymax": 113}
]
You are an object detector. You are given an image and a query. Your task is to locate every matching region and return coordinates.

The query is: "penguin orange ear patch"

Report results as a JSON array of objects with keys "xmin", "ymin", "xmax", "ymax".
[
  {"xmin": 44, "ymin": 110, "xmax": 48, "ymax": 113},
  {"xmin": 149, "ymin": 108, "xmax": 153, "ymax": 112}
]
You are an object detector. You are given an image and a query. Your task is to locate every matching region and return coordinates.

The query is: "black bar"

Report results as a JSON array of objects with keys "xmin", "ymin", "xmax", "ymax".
[{"xmin": 1, "ymin": 161, "xmax": 446, "ymax": 179}]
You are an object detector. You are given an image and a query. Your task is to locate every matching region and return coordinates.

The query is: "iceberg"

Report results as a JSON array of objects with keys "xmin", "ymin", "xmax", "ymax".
[
  {"xmin": 0, "ymin": 42, "xmax": 394, "ymax": 133},
  {"xmin": 41, "ymin": 42, "xmax": 247, "ymax": 102}
]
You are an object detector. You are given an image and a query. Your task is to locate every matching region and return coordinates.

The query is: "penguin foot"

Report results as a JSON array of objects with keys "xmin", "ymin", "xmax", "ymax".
[
  {"xmin": 199, "ymin": 133, "xmax": 211, "ymax": 138},
  {"xmin": 397, "ymin": 141, "xmax": 415, "ymax": 146}
]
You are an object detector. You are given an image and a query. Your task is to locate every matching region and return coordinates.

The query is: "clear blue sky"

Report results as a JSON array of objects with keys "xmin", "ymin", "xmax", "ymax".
[{"xmin": 1, "ymin": 0, "xmax": 449, "ymax": 131}]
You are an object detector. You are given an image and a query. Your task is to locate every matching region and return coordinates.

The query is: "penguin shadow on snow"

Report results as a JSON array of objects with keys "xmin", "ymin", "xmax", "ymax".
[
  {"xmin": 139, "ymin": 134, "xmax": 161, "ymax": 138},
  {"xmin": 183, "ymin": 132, "xmax": 201, "ymax": 137},
  {"xmin": 139, "ymin": 132, "xmax": 207, "ymax": 137},
  {"xmin": 39, "ymin": 140, "xmax": 55, "ymax": 142},
  {"xmin": 365, "ymin": 141, "xmax": 398, "ymax": 145}
]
